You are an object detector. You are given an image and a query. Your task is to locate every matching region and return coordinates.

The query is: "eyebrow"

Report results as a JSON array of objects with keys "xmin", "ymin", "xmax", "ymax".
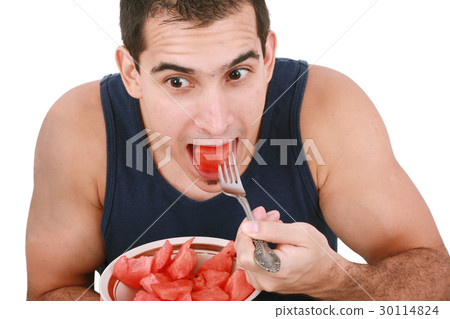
[
  {"xmin": 226, "ymin": 50, "xmax": 260, "ymax": 70},
  {"xmin": 151, "ymin": 63, "xmax": 195, "ymax": 74},
  {"xmin": 150, "ymin": 50, "xmax": 260, "ymax": 75}
]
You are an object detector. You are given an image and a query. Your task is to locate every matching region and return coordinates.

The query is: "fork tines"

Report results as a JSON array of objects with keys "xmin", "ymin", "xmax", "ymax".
[{"xmin": 218, "ymin": 153, "xmax": 239, "ymax": 184}]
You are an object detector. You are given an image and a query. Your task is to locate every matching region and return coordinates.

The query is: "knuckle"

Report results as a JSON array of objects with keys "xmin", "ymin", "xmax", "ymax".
[
  {"xmin": 297, "ymin": 222, "xmax": 316, "ymax": 234},
  {"xmin": 236, "ymin": 251, "xmax": 253, "ymax": 269},
  {"xmin": 295, "ymin": 222, "xmax": 329, "ymax": 245},
  {"xmin": 234, "ymin": 232, "xmax": 243, "ymax": 247},
  {"xmin": 266, "ymin": 210, "xmax": 280, "ymax": 221}
]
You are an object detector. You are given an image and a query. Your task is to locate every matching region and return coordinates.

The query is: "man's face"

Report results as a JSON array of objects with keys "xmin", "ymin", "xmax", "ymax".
[{"xmin": 135, "ymin": 4, "xmax": 276, "ymax": 195}]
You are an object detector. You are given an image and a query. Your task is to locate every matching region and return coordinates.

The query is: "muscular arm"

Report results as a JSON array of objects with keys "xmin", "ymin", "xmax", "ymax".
[
  {"xmin": 238, "ymin": 219, "xmax": 448, "ymax": 300},
  {"xmin": 26, "ymin": 81, "xmax": 106, "ymax": 300},
  {"xmin": 303, "ymin": 66, "xmax": 449, "ymax": 300},
  {"xmin": 236, "ymin": 66, "xmax": 449, "ymax": 300}
]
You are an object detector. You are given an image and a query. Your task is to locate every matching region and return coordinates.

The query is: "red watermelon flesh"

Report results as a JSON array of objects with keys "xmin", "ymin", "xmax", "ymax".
[
  {"xmin": 201, "ymin": 269, "xmax": 230, "ymax": 288},
  {"xmin": 140, "ymin": 272, "xmax": 172, "ymax": 293},
  {"xmin": 167, "ymin": 238, "xmax": 198, "ymax": 280},
  {"xmin": 189, "ymin": 272, "xmax": 206, "ymax": 291},
  {"xmin": 176, "ymin": 292, "xmax": 192, "ymax": 301},
  {"xmin": 112, "ymin": 255, "xmax": 154, "ymax": 289},
  {"xmin": 112, "ymin": 238, "xmax": 255, "ymax": 301},
  {"xmin": 152, "ymin": 240, "xmax": 173, "ymax": 272},
  {"xmin": 134, "ymin": 289, "xmax": 161, "ymax": 301},
  {"xmin": 193, "ymin": 144, "xmax": 230, "ymax": 173},
  {"xmin": 224, "ymin": 268, "xmax": 254, "ymax": 301},
  {"xmin": 112, "ymin": 255, "xmax": 128, "ymax": 283},
  {"xmin": 192, "ymin": 286, "xmax": 230, "ymax": 301},
  {"xmin": 152, "ymin": 279, "xmax": 193, "ymax": 301},
  {"xmin": 198, "ymin": 240, "xmax": 235, "ymax": 273},
  {"xmin": 220, "ymin": 240, "xmax": 237, "ymax": 256}
]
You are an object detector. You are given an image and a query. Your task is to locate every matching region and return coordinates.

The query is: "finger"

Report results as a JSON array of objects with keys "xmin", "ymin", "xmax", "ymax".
[
  {"xmin": 235, "ymin": 216, "xmax": 249, "ymax": 238},
  {"xmin": 265, "ymin": 210, "xmax": 281, "ymax": 222},
  {"xmin": 234, "ymin": 232, "xmax": 257, "ymax": 270},
  {"xmin": 237, "ymin": 207, "xmax": 275, "ymax": 239},
  {"xmin": 252, "ymin": 206, "xmax": 267, "ymax": 220},
  {"xmin": 240, "ymin": 221, "xmax": 315, "ymax": 246},
  {"xmin": 252, "ymin": 207, "xmax": 281, "ymax": 222}
]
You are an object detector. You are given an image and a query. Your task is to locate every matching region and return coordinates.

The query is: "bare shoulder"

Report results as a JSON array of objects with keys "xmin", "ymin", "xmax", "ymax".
[
  {"xmin": 301, "ymin": 65, "xmax": 388, "ymax": 144},
  {"xmin": 36, "ymin": 80, "xmax": 106, "ymax": 204},
  {"xmin": 301, "ymin": 65, "xmax": 393, "ymax": 190},
  {"xmin": 26, "ymin": 80, "xmax": 106, "ymax": 299}
]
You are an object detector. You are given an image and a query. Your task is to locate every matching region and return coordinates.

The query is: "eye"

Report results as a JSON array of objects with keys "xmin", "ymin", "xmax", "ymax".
[
  {"xmin": 167, "ymin": 77, "xmax": 190, "ymax": 88},
  {"xmin": 228, "ymin": 68, "xmax": 249, "ymax": 81}
]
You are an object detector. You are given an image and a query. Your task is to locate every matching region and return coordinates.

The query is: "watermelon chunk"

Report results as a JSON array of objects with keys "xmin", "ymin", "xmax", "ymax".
[
  {"xmin": 224, "ymin": 269, "xmax": 254, "ymax": 301},
  {"xmin": 189, "ymin": 272, "xmax": 206, "ymax": 291},
  {"xmin": 192, "ymin": 286, "xmax": 230, "ymax": 301},
  {"xmin": 217, "ymin": 239, "xmax": 236, "ymax": 256},
  {"xmin": 134, "ymin": 289, "xmax": 161, "ymax": 301},
  {"xmin": 152, "ymin": 279, "xmax": 193, "ymax": 301},
  {"xmin": 112, "ymin": 255, "xmax": 128, "ymax": 283},
  {"xmin": 176, "ymin": 292, "xmax": 192, "ymax": 301},
  {"xmin": 194, "ymin": 144, "xmax": 230, "ymax": 174},
  {"xmin": 198, "ymin": 240, "xmax": 235, "ymax": 273},
  {"xmin": 167, "ymin": 238, "xmax": 198, "ymax": 279},
  {"xmin": 111, "ymin": 238, "xmax": 255, "ymax": 301},
  {"xmin": 140, "ymin": 272, "xmax": 172, "ymax": 293},
  {"xmin": 152, "ymin": 240, "xmax": 173, "ymax": 272},
  {"xmin": 112, "ymin": 255, "xmax": 154, "ymax": 288},
  {"xmin": 201, "ymin": 269, "xmax": 230, "ymax": 288}
]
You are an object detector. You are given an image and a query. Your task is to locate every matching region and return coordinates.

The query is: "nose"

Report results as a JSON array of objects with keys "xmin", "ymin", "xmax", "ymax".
[{"xmin": 193, "ymin": 87, "xmax": 234, "ymax": 136}]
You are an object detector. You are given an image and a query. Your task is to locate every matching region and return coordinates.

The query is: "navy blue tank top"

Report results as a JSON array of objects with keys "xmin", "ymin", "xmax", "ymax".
[{"xmin": 100, "ymin": 58, "xmax": 337, "ymax": 300}]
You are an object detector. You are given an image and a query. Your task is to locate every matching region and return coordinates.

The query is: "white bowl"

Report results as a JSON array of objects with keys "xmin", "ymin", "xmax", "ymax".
[{"xmin": 99, "ymin": 236, "xmax": 260, "ymax": 301}]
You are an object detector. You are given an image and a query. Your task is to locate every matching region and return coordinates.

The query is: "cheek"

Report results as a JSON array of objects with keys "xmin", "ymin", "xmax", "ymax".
[
  {"xmin": 231, "ymin": 83, "xmax": 266, "ymax": 119},
  {"xmin": 141, "ymin": 93, "xmax": 191, "ymax": 136},
  {"xmin": 237, "ymin": 86, "xmax": 266, "ymax": 135}
]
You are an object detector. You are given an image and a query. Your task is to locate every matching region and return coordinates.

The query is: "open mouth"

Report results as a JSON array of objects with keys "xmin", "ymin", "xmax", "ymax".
[{"xmin": 187, "ymin": 138, "xmax": 238, "ymax": 180}]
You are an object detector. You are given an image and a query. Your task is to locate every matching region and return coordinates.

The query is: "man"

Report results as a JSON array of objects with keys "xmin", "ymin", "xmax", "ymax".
[{"xmin": 26, "ymin": 0, "xmax": 448, "ymax": 300}]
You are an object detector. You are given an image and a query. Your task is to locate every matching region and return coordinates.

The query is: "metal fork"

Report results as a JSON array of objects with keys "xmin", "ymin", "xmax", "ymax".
[{"xmin": 218, "ymin": 153, "xmax": 281, "ymax": 273}]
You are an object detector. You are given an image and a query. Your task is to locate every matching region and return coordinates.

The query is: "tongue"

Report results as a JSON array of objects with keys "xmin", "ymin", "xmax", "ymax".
[{"xmin": 194, "ymin": 144, "xmax": 230, "ymax": 173}]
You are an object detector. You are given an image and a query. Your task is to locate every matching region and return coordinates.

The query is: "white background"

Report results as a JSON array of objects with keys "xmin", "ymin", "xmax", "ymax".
[{"xmin": 0, "ymin": 0, "xmax": 448, "ymax": 317}]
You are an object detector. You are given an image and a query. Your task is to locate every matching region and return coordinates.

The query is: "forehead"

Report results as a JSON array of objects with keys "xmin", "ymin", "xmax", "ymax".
[{"xmin": 140, "ymin": 4, "xmax": 260, "ymax": 71}]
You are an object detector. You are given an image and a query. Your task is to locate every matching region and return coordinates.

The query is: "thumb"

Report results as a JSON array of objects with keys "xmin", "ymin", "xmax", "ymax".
[{"xmin": 241, "ymin": 221, "xmax": 310, "ymax": 246}]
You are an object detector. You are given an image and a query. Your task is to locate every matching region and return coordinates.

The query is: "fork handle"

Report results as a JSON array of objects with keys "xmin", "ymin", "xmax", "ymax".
[
  {"xmin": 236, "ymin": 196, "xmax": 255, "ymax": 221},
  {"xmin": 236, "ymin": 196, "xmax": 281, "ymax": 273}
]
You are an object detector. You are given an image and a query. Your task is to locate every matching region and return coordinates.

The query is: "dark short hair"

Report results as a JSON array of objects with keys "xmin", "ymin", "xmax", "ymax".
[{"xmin": 120, "ymin": 0, "xmax": 270, "ymax": 72}]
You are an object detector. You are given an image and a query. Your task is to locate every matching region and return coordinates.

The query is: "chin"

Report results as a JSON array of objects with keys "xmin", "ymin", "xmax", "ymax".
[{"xmin": 195, "ymin": 178, "xmax": 223, "ymax": 193}]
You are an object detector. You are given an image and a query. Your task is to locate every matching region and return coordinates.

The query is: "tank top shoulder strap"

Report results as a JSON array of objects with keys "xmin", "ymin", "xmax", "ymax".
[
  {"xmin": 259, "ymin": 59, "xmax": 324, "ymax": 222},
  {"xmin": 99, "ymin": 73, "xmax": 144, "ymax": 235}
]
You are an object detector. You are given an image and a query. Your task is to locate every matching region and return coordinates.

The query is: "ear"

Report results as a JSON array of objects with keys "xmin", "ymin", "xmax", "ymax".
[
  {"xmin": 115, "ymin": 46, "xmax": 143, "ymax": 99},
  {"xmin": 263, "ymin": 30, "xmax": 277, "ymax": 83}
]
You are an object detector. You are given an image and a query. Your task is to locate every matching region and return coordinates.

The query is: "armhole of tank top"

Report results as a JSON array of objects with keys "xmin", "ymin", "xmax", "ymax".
[
  {"xmin": 290, "ymin": 62, "xmax": 327, "ymax": 224},
  {"xmin": 99, "ymin": 75, "xmax": 117, "ymax": 237}
]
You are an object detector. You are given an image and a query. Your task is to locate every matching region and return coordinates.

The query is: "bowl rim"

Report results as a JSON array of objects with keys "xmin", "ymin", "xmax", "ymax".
[{"xmin": 99, "ymin": 236, "xmax": 260, "ymax": 301}]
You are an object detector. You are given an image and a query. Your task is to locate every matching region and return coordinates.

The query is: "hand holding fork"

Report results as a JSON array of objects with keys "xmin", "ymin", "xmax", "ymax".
[{"xmin": 218, "ymin": 153, "xmax": 281, "ymax": 273}]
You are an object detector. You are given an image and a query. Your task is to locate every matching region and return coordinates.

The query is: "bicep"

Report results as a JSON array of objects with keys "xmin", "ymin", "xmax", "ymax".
[
  {"xmin": 321, "ymin": 158, "xmax": 443, "ymax": 263},
  {"xmin": 26, "ymin": 94, "xmax": 105, "ymax": 299},
  {"xmin": 305, "ymin": 66, "xmax": 444, "ymax": 264}
]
